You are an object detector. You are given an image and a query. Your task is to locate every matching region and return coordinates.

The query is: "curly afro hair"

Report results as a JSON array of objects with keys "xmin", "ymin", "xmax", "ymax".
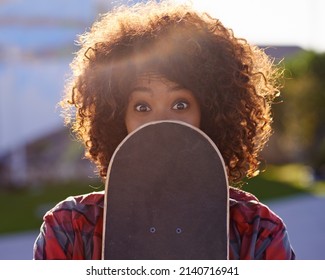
[{"xmin": 60, "ymin": 0, "xmax": 282, "ymax": 185}]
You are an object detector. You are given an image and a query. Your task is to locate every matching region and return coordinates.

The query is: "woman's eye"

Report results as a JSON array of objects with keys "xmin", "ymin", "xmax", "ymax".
[
  {"xmin": 135, "ymin": 104, "xmax": 151, "ymax": 112},
  {"xmin": 172, "ymin": 101, "xmax": 188, "ymax": 110}
]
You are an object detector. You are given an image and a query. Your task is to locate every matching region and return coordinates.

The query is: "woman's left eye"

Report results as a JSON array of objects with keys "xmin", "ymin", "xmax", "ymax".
[
  {"xmin": 172, "ymin": 101, "xmax": 188, "ymax": 110},
  {"xmin": 135, "ymin": 104, "xmax": 151, "ymax": 112}
]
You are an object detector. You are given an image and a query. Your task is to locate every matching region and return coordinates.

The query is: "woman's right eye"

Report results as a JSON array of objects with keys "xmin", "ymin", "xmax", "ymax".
[{"xmin": 135, "ymin": 104, "xmax": 151, "ymax": 112}]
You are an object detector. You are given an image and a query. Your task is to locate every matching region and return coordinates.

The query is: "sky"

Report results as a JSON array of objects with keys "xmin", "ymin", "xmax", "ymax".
[{"xmin": 177, "ymin": 0, "xmax": 325, "ymax": 52}]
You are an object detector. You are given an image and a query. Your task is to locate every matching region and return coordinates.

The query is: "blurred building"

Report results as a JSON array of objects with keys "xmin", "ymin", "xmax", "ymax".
[{"xmin": 0, "ymin": 0, "xmax": 132, "ymax": 187}]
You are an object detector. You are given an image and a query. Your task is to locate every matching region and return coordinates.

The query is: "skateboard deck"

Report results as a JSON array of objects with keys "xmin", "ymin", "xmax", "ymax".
[{"xmin": 102, "ymin": 120, "xmax": 229, "ymax": 259}]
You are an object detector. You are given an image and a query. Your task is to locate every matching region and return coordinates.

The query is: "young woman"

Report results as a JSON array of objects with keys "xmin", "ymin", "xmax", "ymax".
[{"xmin": 33, "ymin": 0, "xmax": 295, "ymax": 260}]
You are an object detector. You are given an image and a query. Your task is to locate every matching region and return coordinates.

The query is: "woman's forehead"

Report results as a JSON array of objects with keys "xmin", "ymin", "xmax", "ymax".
[{"xmin": 133, "ymin": 72, "xmax": 178, "ymax": 86}]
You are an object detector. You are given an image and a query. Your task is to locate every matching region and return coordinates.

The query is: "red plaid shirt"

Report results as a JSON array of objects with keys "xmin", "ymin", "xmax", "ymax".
[{"xmin": 33, "ymin": 187, "xmax": 295, "ymax": 260}]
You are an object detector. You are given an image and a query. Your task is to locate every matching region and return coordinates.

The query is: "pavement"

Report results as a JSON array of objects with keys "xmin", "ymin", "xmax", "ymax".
[
  {"xmin": 0, "ymin": 194, "xmax": 324, "ymax": 260},
  {"xmin": 266, "ymin": 194, "xmax": 325, "ymax": 260}
]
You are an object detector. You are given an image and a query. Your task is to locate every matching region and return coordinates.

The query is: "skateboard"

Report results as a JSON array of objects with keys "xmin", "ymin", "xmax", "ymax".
[{"xmin": 102, "ymin": 120, "xmax": 229, "ymax": 259}]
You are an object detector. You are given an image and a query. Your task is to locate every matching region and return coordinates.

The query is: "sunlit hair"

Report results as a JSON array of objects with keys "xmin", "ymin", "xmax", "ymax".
[{"xmin": 60, "ymin": 0, "xmax": 282, "ymax": 184}]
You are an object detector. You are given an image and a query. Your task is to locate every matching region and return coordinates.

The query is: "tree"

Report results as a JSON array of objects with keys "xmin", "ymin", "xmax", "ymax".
[{"xmin": 271, "ymin": 51, "xmax": 325, "ymax": 178}]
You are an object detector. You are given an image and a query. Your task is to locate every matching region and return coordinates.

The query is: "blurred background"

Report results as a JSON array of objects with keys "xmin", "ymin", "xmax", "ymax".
[{"xmin": 0, "ymin": 0, "xmax": 324, "ymax": 259}]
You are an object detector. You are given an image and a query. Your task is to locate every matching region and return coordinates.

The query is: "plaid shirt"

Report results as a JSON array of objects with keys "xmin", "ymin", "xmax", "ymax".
[{"xmin": 33, "ymin": 187, "xmax": 295, "ymax": 260}]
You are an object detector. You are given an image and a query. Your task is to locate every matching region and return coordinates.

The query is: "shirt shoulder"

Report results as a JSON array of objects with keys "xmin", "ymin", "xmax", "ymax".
[
  {"xmin": 229, "ymin": 187, "xmax": 287, "ymax": 242},
  {"xmin": 229, "ymin": 187, "xmax": 279, "ymax": 223},
  {"xmin": 34, "ymin": 191, "xmax": 105, "ymax": 260},
  {"xmin": 41, "ymin": 191, "xmax": 105, "ymax": 237},
  {"xmin": 45, "ymin": 191, "xmax": 104, "ymax": 216}
]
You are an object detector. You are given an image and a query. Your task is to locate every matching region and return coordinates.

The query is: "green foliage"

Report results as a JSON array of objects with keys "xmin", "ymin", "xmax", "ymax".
[
  {"xmin": 272, "ymin": 50, "xmax": 325, "ymax": 172},
  {"xmin": 0, "ymin": 180, "xmax": 103, "ymax": 235},
  {"xmin": 243, "ymin": 164, "xmax": 323, "ymax": 202}
]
